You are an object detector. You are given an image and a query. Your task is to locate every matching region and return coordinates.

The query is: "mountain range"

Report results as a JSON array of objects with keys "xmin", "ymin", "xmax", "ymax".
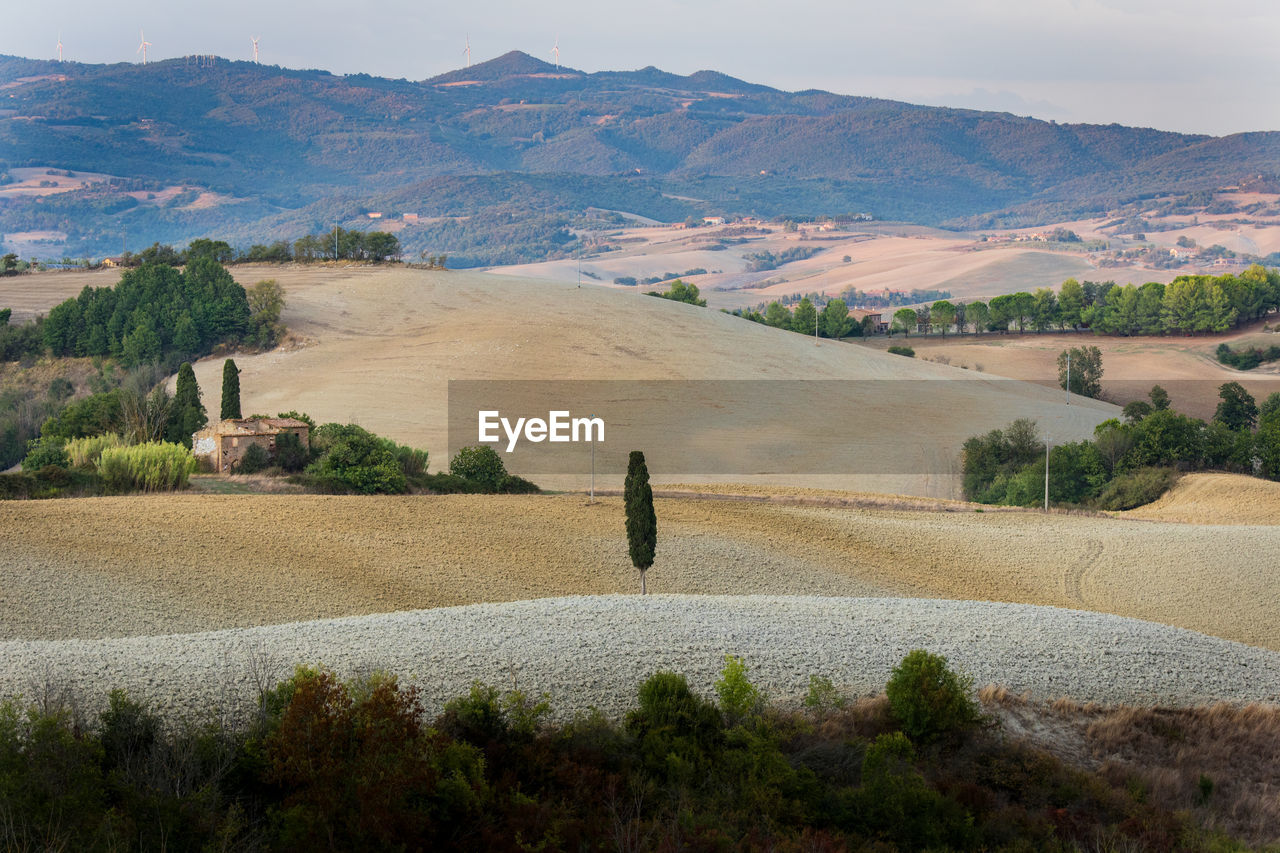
[{"xmin": 1, "ymin": 50, "xmax": 1277, "ymax": 263}]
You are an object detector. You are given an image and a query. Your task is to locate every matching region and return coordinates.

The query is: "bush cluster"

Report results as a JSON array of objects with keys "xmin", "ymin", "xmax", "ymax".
[
  {"xmin": 0, "ymin": 651, "xmax": 1241, "ymax": 851},
  {"xmin": 964, "ymin": 384, "xmax": 1280, "ymax": 508}
]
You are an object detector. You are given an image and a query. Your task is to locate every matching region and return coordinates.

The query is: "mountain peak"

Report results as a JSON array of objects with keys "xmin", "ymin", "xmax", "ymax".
[{"xmin": 427, "ymin": 49, "xmax": 575, "ymax": 84}]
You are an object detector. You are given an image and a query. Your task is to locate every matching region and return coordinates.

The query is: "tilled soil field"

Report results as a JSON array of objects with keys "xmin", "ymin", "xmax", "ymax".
[
  {"xmin": 2, "ymin": 596, "xmax": 1278, "ymax": 724},
  {"xmin": 3, "ymin": 492, "xmax": 1277, "ymax": 649}
]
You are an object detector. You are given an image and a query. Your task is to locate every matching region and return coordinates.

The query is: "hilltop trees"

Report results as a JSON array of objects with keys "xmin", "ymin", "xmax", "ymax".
[
  {"xmin": 221, "ymin": 359, "xmax": 241, "ymax": 420},
  {"xmin": 41, "ymin": 259, "xmax": 251, "ymax": 366},
  {"xmin": 625, "ymin": 450, "xmax": 657, "ymax": 595}
]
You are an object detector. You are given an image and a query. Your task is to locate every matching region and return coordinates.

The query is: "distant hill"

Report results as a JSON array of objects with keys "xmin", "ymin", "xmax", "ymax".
[{"xmin": 0, "ymin": 51, "xmax": 1276, "ymax": 263}]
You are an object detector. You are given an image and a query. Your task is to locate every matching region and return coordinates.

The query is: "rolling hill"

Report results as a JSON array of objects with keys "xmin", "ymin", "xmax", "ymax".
[{"xmin": 2, "ymin": 51, "xmax": 1278, "ymax": 262}]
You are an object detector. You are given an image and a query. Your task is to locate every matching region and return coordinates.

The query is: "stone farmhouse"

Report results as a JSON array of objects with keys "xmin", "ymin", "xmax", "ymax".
[{"xmin": 192, "ymin": 417, "xmax": 310, "ymax": 473}]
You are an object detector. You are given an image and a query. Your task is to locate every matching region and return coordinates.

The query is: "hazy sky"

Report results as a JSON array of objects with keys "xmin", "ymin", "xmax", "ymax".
[{"xmin": 6, "ymin": 0, "xmax": 1278, "ymax": 136}]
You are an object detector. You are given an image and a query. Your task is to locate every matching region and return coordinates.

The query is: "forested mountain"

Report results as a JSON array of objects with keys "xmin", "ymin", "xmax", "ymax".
[{"xmin": 1, "ymin": 51, "xmax": 1277, "ymax": 263}]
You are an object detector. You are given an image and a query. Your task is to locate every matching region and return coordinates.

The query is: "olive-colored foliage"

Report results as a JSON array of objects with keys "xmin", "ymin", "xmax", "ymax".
[
  {"xmin": 1094, "ymin": 466, "xmax": 1180, "ymax": 511},
  {"xmin": 885, "ymin": 649, "xmax": 981, "ymax": 743},
  {"xmin": 264, "ymin": 669, "xmax": 486, "ymax": 850}
]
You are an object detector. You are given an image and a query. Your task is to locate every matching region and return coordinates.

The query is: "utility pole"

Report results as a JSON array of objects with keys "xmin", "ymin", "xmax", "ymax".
[
  {"xmin": 332, "ymin": 225, "xmax": 338, "ymax": 261},
  {"xmin": 589, "ymin": 413, "xmax": 596, "ymax": 504},
  {"xmin": 1043, "ymin": 436, "xmax": 1051, "ymax": 512}
]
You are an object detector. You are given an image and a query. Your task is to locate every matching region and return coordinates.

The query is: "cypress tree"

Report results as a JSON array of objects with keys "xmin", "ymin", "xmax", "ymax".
[
  {"xmin": 221, "ymin": 358, "xmax": 241, "ymax": 420},
  {"xmin": 624, "ymin": 450, "xmax": 657, "ymax": 594},
  {"xmin": 167, "ymin": 362, "xmax": 208, "ymax": 448}
]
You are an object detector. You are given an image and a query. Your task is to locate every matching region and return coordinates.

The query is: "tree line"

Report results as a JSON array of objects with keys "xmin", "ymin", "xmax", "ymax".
[
  {"xmin": 893, "ymin": 266, "xmax": 1280, "ymax": 337},
  {"xmin": 963, "ymin": 382, "xmax": 1280, "ymax": 509}
]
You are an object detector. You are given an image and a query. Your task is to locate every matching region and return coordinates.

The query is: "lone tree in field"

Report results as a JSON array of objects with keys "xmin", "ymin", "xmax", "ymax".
[
  {"xmin": 221, "ymin": 358, "xmax": 241, "ymax": 420},
  {"xmin": 624, "ymin": 450, "xmax": 656, "ymax": 595},
  {"xmin": 166, "ymin": 362, "xmax": 207, "ymax": 448},
  {"xmin": 1057, "ymin": 345, "xmax": 1103, "ymax": 399}
]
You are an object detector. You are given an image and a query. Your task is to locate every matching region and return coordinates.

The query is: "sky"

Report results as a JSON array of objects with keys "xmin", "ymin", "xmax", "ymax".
[{"xmin": 6, "ymin": 0, "xmax": 1279, "ymax": 136}]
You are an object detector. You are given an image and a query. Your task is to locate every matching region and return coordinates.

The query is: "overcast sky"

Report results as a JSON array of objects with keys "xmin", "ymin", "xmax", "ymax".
[{"xmin": 6, "ymin": 0, "xmax": 1278, "ymax": 136}]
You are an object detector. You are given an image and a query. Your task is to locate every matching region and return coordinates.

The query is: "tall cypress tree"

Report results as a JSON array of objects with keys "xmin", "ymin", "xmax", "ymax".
[
  {"xmin": 221, "ymin": 358, "xmax": 241, "ymax": 420},
  {"xmin": 167, "ymin": 362, "xmax": 207, "ymax": 448},
  {"xmin": 624, "ymin": 450, "xmax": 657, "ymax": 594}
]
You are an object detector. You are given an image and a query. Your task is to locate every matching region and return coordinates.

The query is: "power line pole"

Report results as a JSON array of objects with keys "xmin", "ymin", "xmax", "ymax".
[{"xmin": 1043, "ymin": 436, "xmax": 1051, "ymax": 512}]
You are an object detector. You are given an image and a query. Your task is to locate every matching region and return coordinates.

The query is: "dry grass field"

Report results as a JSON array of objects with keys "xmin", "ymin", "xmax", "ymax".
[
  {"xmin": 1124, "ymin": 472, "xmax": 1280, "ymax": 524},
  {"xmin": 2, "ymin": 490, "xmax": 1276, "ymax": 649}
]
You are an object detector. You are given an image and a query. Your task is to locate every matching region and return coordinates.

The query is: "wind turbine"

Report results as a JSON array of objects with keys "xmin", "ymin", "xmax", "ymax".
[
  {"xmin": 551, "ymin": 36, "xmax": 559, "ymax": 70},
  {"xmin": 136, "ymin": 29, "xmax": 151, "ymax": 65},
  {"xmin": 464, "ymin": 35, "xmax": 471, "ymax": 68},
  {"xmin": 57, "ymin": 32, "xmax": 63, "ymax": 62},
  {"xmin": 251, "ymin": 36, "xmax": 259, "ymax": 63}
]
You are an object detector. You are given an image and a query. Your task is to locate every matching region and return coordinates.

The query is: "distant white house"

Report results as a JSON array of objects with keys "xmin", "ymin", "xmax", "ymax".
[
  {"xmin": 402, "ymin": 213, "xmax": 419, "ymax": 222},
  {"xmin": 703, "ymin": 216, "xmax": 725, "ymax": 226},
  {"xmin": 367, "ymin": 212, "xmax": 383, "ymax": 219}
]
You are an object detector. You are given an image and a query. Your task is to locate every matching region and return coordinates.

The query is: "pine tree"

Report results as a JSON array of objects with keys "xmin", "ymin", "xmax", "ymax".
[
  {"xmin": 624, "ymin": 450, "xmax": 657, "ymax": 594},
  {"xmin": 221, "ymin": 358, "xmax": 241, "ymax": 420},
  {"xmin": 167, "ymin": 362, "xmax": 207, "ymax": 448}
]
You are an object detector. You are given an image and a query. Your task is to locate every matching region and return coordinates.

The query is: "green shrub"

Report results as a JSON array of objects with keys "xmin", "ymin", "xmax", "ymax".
[
  {"xmin": 887, "ymin": 345, "xmax": 915, "ymax": 357},
  {"xmin": 885, "ymin": 649, "xmax": 980, "ymax": 743},
  {"xmin": 273, "ymin": 431, "xmax": 310, "ymax": 472},
  {"xmin": 449, "ymin": 445, "xmax": 507, "ymax": 492},
  {"xmin": 97, "ymin": 442, "xmax": 197, "ymax": 493},
  {"xmin": 626, "ymin": 671, "xmax": 723, "ymax": 782},
  {"xmin": 22, "ymin": 435, "xmax": 68, "ymax": 471},
  {"xmin": 1093, "ymin": 466, "xmax": 1178, "ymax": 510},
  {"xmin": 307, "ymin": 423, "xmax": 406, "ymax": 494},
  {"xmin": 378, "ymin": 438, "xmax": 428, "ymax": 478},
  {"xmin": 237, "ymin": 443, "xmax": 271, "ymax": 474},
  {"xmin": 65, "ymin": 433, "xmax": 126, "ymax": 469},
  {"xmin": 715, "ymin": 655, "xmax": 763, "ymax": 723},
  {"xmin": 497, "ymin": 474, "xmax": 540, "ymax": 494},
  {"xmin": 419, "ymin": 472, "xmax": 480, "ymax": 494},
  {"xmin": 803, "ymin": 674, "xmax": 846, "ymax": 714}
]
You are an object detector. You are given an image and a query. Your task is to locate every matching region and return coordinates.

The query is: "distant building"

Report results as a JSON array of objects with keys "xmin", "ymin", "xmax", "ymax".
[
  {"xmin": 192, "ymin": 417, "xmax": 310, "ymax": 473},
  {"xmin": 402, "ymin": 213, "xmax": 419, "ymax": 222},
  {"xmin": 367, "ymin": 212, "xmax": 383, "ymax": 219},
  {"xmin": 101, "ymin": 257, "xmax": 124, "ymax": 268},
  {"xmin": 703, "ymin": 216, "xmax": 725, "ymax": 226}
]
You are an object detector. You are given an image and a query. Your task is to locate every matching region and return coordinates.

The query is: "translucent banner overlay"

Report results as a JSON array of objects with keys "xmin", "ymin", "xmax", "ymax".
[{"xmin": 443, "ymin": 379, "xmax": 1184, "ymax": 477}]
